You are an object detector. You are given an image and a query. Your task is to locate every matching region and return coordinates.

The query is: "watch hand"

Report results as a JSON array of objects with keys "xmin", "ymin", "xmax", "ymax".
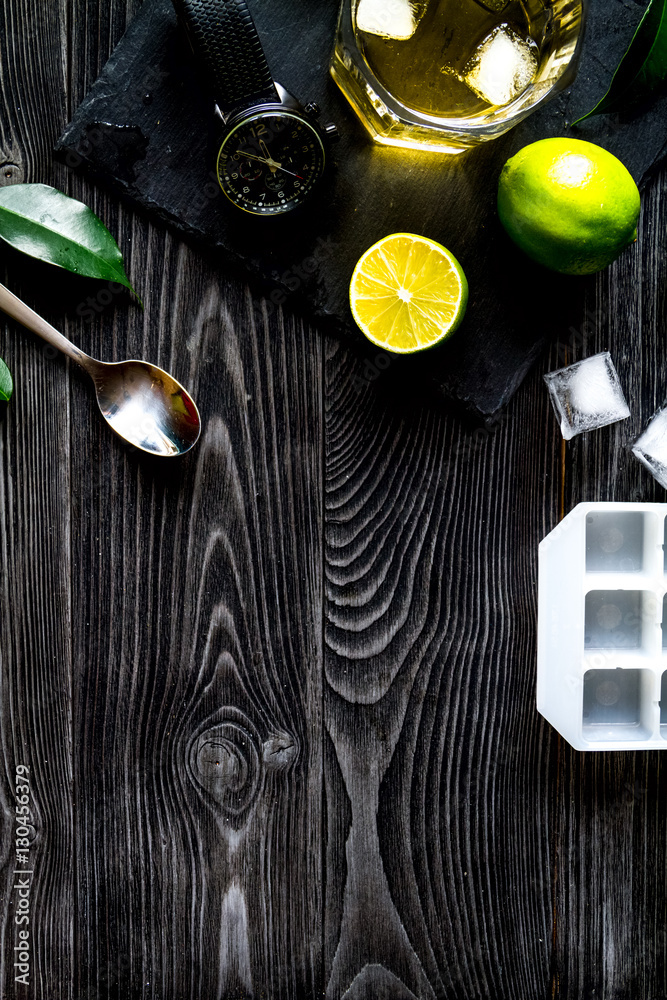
[
  {"xmin": 259, "ymin": 140, "xmax": 280, "ymax": 174},
  {"xmin": 273, "ymin": 164, "xmax": 305, "ymax": 181},
  {"xmin": 238, "ymin": 148, "xmax": 293, "ymax": 174},
  {"xmin": 237, "ymin": 148, "xmax": 304, "ymax": 181},
  {"xmin": 236, "ymin": 149, "xmax": 271, "ymax": 165}
]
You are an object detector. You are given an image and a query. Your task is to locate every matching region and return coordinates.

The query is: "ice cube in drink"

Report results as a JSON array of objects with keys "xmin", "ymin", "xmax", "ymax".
[
  {"xmin": 355, "ymin": 0, "xmax": 551, "ymax": 118},
  {"xmin": 462, "ymin": 24, "xmax": 538, "ymax": 106},
  {"xmin": 356, "ymin": 0, "xmax": 426, "ymax": 39}
]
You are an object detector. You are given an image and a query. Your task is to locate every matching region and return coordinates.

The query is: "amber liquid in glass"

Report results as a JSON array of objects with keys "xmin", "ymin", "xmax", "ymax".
[{"xmin": 357, "ymin": 0, "xmax": 551, "ymax": 120}]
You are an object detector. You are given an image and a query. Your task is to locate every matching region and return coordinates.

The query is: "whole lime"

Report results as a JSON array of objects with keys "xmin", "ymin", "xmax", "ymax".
[{"xmin": 497, "ymin": 138, "xmax": 640, "ymax": 275}]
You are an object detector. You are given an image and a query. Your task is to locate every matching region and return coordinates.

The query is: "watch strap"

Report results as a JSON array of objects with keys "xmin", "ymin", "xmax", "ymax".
[{"xmin": 173, "ymin": 0, "xmax": 279, "ymax": 114}]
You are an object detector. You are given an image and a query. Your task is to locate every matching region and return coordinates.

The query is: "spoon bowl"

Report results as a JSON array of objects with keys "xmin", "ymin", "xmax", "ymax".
[
  {"xmin": 93, "ymin": 359, "xmax": 201, "ymax": 456},
  {"xmin": 0, "ymin": 283, "xmax": 201, "ymax": 457}
]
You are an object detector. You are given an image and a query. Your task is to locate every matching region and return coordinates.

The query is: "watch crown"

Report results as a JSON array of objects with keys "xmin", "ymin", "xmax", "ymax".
[
  {"xmin": 305, "ymin": 102, "xmax": 321, "ymax": 116},
  {"xmin": 323, "ymin": 122, "xmax": 340, "ymax": 143}
]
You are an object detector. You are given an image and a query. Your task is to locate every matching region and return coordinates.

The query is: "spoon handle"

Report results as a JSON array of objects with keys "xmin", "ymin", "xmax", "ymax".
[{"xmin": 0, "ymin": 282, "xmax": 93, "ymax": 370}]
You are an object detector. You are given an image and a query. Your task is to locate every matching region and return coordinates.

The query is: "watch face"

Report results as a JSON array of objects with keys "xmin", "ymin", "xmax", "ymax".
[{"xmin": 217, "ymin": 110, "xmax": 326, "ymax": 216}]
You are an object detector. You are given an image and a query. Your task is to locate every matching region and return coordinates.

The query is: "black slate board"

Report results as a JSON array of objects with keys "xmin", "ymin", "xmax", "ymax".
[{"xmin": 56, "ymin": 0, "xmax": 667, "ymax": 418}]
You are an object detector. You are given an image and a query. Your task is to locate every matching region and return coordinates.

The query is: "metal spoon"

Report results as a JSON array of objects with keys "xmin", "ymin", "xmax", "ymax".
[{"xmin": 0, "ymin": 282, "xmax": 201, "ymax": 457}]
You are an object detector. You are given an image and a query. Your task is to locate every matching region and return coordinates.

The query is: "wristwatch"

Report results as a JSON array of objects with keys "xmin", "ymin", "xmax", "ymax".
[{"xmin": 173, "ymin": 0, "xmax": 339, "ymax": 216}]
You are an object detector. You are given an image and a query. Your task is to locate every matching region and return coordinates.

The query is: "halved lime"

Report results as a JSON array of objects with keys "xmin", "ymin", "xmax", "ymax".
[{"xmin": 349, "ymin": 233, "xmax": 468, "ymax": 353}]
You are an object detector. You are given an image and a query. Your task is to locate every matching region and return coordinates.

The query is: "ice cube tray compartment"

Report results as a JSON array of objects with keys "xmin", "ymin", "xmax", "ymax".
[
  {"xmin": 584, "ymin": 590, "xmax": 658, "ymax": 654},
  {"xmin": 585, "ymin": 591, "xmax": 642, "ymax": 651},
  {"xmin": 582, "ymin": 668, "xmax": 652, "ymax": 742},
  {"xmin": 538, "ymin": 503, "xmax": 667, "ymax": 751},
  {"xmin": 585, "ymin": 510, "xmax": 646, "ymax": 573},
  {"xmin": 660, "ymin": 673, "xmax": 667, "ymax": 737}
]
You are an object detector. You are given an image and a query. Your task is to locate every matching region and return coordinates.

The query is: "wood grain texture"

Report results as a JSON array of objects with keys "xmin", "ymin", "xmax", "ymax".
[
  {"xmin": 2, "ymin": 0, "xmax": 667, "ymax": 998},
  {"xmin": 2, "ymin": 3, "xmax": 324, "ymax": 998},
  {"xmin": 549, "ymin": 172, "xmax": 667, "ymax": 1000},
  {"xmin": 0, "ymin": 1, "xmax": 73, "ymax": 998},
  {"xmin": 67, "ymin": 245, "xmax": 323, "ymax": 1000},
  {"xmin": 323, "ymin": 337, "xmax": 563, "ymax": 999}
]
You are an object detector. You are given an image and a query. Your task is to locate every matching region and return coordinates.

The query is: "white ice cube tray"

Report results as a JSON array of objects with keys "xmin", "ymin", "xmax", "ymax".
[{"xmin": 538, "ymin": 502, "xmax": 667, "ymax": 751}]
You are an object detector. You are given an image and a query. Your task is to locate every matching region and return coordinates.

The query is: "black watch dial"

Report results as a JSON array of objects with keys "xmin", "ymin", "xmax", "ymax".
[{"xmin": 217, "ymin": 110, "xmax": 326, "ymax": 216}]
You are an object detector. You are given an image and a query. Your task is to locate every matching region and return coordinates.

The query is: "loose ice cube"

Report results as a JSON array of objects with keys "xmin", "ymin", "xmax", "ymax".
[
  {"xmin": 632, "ymin": 406, "xmax": 667, "ymax": 489},
  {"xmin": 543, "ymin": 352, "xmax": 631, "ymax": 441},
  {"xmin": 463, "ymin": 24, "xmax": 538, "ymax": 106},
  {"xmin": 356, "ymin": 0, "xmax": 424, "ymax": 39}
]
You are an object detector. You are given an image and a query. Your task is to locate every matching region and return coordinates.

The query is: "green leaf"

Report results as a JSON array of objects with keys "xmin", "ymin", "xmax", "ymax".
[
  {"xmin": 0, "ymin": 358, "xmax": 13, "ymax": 402},
  {"xmin": 573, "ymin": 0, "xmax": 667, "ymax": 124},
  {"xmin": 0, "ymin": 183, "xmax": 141, "ymax": 304}
]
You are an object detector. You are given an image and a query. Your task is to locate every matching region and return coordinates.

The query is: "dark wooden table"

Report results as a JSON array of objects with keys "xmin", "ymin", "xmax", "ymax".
[{"xmin": 2, "ymin": 3, "xmax": 667, "ymax": 999}]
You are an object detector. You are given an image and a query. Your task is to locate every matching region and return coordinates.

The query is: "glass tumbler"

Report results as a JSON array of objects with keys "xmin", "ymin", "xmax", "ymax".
[{"xmin": 330, "ymin": 0, "xmax": 587, "ymax": 153}]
